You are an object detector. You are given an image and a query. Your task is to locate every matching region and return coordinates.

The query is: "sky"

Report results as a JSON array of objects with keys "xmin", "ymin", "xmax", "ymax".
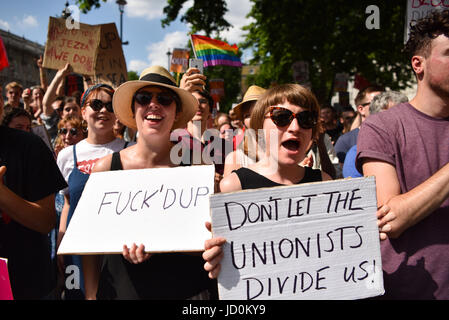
[{"xmin": 0, "ymin": 0, "xmax": 254, "ymax": 74}]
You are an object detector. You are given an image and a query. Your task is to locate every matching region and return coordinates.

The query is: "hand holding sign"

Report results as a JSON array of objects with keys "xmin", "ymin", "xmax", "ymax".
[
  {"xmin": 123, "ymin": 243, "xmax": 151, "ymax": 264},
  {"xmin": 209, "ymin": 177, "xmax": 386, "ymax": 300}
]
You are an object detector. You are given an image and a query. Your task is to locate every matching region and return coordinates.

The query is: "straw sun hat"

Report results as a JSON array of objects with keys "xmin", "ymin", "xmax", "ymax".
[
  {"xmin": 232, "ymin": 85, "xmax": 266, "ymax": 120},
  {"xmin": 113, "ymin": 65, "xmax": 198, "ymax": 130}
]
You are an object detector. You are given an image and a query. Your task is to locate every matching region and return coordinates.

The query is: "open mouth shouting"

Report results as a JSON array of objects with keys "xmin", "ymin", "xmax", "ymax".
[{"xmin": 281, "ymin": 138, "xmax": 301, "ymax": 154}]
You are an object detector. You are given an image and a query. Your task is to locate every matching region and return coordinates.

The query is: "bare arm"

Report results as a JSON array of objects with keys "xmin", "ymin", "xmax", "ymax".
[
  {"xmin": 0, "ymin": 166, "xmax": 56, "ymax": 234},
  {"xmin": 42, "ymin": 63, "xmax": 72, "ymax": 116},
  {"xmin": 363, "ymin": 160, "xmax": 449, "ymax": 238},
  {"xmin": 37, "ymin": 55, "xmax": 48, "ymax": 92}
]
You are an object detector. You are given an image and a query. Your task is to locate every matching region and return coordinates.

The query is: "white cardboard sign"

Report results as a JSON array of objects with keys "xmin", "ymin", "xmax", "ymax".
[
  {"xmin": 58, "ymin": 165, "xmax": 215, "ymax": 255},
  {"xmin": 210, "ymin": 176, "xmax": 384, "ymax": 300}
]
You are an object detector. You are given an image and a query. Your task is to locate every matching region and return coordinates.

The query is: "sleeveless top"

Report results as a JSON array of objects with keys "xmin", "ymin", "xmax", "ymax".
[
  {"xmin": 96, "ymin": 152, "xmax": 215, "ymax": 300},
  {"xmin": 234, "ymin": 166, "xmax": 322, "ymax": 190}
]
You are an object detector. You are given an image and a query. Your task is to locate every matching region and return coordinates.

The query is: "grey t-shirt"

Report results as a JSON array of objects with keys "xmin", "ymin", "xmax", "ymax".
[{"xmin": 356, "ymin": 102, "xmax": 449, "ymax": 299}]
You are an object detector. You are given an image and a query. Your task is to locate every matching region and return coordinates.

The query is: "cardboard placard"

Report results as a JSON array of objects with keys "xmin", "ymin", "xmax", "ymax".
[
  {"xmin": 93, "ymin": 23, "xmax": 128, "ymax": 87},
  {"xmin": 58, "ymin": 165, "xmax": 215, "ymax": 255},
  {"xmin": 43, "ymin": 17, "xmax": 100, "ymax": 75},
  {"xmin": 405, "ymin": 0, "xmax": 447, "ymax": 42},
  {"xmin": 210, "ymin": 176, "xmax": 384, "ymax": 300},
  {"xmin": 0, "ymin": 258, "xmax": 13, "ymax": 300},
  {"xmin": 170, "ymin": 48, "xmax": 190, "ymax": 74}
]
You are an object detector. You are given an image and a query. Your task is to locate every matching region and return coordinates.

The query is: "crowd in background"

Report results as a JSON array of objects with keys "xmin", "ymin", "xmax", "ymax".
[{"xmin": 0, "ymin": 10, "xmax": 448, "ymax": 300}]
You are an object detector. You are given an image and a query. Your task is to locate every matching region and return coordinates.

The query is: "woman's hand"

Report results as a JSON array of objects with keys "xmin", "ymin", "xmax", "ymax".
[
  {"xmin": 122, "ymin": 243, "xmax": 152, "ymax": 264},
  {"xmin": 180, "ymin": 68, "xmax": 207, "ymax": 93},
  {"xmin": 202, "ymin": 221, "xmax": 226, "ymax": 279}
]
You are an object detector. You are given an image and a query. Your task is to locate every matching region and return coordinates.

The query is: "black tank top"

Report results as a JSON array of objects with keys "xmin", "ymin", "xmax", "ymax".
[
  {"xmin": 234, "ymin": 166, "xmax": 322, "ymax": 190},
  {"xmin": 96, "ymin": 152, "xmax": 215, "ymax": 299}
]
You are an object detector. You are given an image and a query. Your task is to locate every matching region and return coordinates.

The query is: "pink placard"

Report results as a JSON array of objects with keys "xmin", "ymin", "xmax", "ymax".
[{"xmin": 0, "ymin": 258, "xmax": 13, "ymax": 300}]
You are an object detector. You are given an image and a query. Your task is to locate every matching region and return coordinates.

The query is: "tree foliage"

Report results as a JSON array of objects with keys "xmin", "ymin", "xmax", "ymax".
[
  {"xmin": 162, "ymin": 0, "xmax": 231, "ymax": 37},
  {"xmin": 75, "ymin": 0, "xmax": 107, "ymax": 14},
  {"xmin": 242, "ymin": 0, "xmax": 413, "ymax": 104}
]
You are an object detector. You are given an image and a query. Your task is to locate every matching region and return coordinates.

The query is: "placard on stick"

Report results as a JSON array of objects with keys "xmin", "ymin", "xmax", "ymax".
[
  {"xmin": 93, "ymin": 23, "xmax": 128, "ymax": 87},
  {"xmin": 210, "ymin": 176, "xmax": 384, "ymax": 300},
  {"xmin": 58, "ymin": 165, "xmax": 215, "ymax": 255},
  {"xmin": 43, "ymin": 17, "xmax": 100, "ymax": 75}
]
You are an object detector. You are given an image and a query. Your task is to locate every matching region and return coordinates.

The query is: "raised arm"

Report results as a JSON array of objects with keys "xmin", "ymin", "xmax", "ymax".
[{"xmin": 42, "ymin": 63, "xmax": 72, "ymax": 116}]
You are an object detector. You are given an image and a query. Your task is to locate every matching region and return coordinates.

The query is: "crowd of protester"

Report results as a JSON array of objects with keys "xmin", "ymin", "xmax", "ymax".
[{"xmin": 0, "ymin": 10, "xmax": 448, "ymax": 300}]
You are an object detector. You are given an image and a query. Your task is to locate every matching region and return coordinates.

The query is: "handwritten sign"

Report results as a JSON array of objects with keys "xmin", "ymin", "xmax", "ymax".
[
  {"xmin": 93, "ymin": 23, "xmax": 128, "ymax": 87},
  {"xmin": 0, "ymin": 258, "xmax": 13, "ymax": 300},
  {"xmin": 405, "ymin": 0, "xmax": 447, "ymax": 42},
  {"xmin": 43, "ymin": 17, "xmax": 100, "ymax": 75},
  {"xmin": 170, "ymin": 48, "xmax": 190, "ymax": 74},
  {"xmin": 58, "ymin": 165, "xmax": 215, "ymax": 255},
  {"xmin": 210, "ymin": 177, "xmax": 384, "ymax": 300}
]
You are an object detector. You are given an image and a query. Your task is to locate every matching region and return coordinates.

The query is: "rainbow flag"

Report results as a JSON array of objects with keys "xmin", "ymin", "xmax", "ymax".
[{"xmin": 191, "ymin": 34, "xmax": 242, "ymax": 68}]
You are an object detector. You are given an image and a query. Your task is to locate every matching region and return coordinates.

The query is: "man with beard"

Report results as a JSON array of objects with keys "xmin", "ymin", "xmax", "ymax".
[{"xmin": 356, "ymin": 10, "xmax": 449, "ymax": 299}]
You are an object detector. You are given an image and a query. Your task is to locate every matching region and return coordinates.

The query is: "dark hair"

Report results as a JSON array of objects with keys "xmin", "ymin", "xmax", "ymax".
[
  {"xmin": 405, "ymin": 9, "xmax": 449, "ymax": 59},
  {"xmin": 1, "ymin": 107, "xmax": 32, "ymax": 127},
  {"xmin": 194, "ymin": 90, "xmax": 214, "ymax": 112},
  {"xmin": 354, "ymin": 85, "xmax": 385, "ymax": 106}
]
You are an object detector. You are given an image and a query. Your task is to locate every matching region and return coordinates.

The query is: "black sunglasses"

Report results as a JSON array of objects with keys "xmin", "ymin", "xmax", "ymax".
[
  {"xmin": 267, "ymin": 107, "xmax": 317, "ymax": 129},
  {"xmin": 134, "ymin": 91, "xmax": 176, "ymax": 107},
  {"xmin": 58, "ymin": 127, "xmax": 79, "ymax": 136},
  {"xmin": 88, "ymin": 99, "xmax": 114, "ymax": 113}
]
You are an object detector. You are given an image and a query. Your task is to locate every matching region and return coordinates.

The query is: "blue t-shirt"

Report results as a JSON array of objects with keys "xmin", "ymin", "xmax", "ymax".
[
  {"xmin": 342, "ymin": 145, "xmax": 362, "ymax": 178},
  {"xmin": 334, "ymin": 127, "xmax": 359, "ymax": 163}
]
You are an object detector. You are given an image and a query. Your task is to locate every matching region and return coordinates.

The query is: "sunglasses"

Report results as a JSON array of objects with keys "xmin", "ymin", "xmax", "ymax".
[
  {"xmin": 88, "ymin": 99, "xmax": 114, "ymax": 113},
  {"xmin": 58, "ymin": 127, "xmax": 79, "ymax": 136},
  {"xmin": 134, "ymin": 91, "xmax": 176, "ymax": 107},
  {"xmin": 267, "ymin": 106, "xmax": 317, "ymax": 129}
]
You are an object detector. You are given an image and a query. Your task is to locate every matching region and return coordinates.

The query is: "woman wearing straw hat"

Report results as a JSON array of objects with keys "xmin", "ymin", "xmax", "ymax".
[
  {"xmin": 223, "ymin": 85, "xmax": 266, "ymax": 177},
  {"xmin": 57, "ymin": 79, "xmax": 131, "ymax": 299},
  {"xmin": 82, "ymin": 65, "xmax": 214, "ymax": 300}
]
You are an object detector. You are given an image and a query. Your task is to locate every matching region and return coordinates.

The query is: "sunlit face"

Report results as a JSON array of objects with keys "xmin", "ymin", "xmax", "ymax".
[
  {"xmin": 133, "ymin": 86, "xmax": 177, "ymax": 137},
  {"xmin": 424, "ymin": 34, "xmax": 449, "ymax": 97},
  {"xmin": 242, "ymin": 101, "xmax": 256, "ymax": 129},
  {"xmin": 263, "ymin": 101, "xmax": 313, "ymax": 166},
  {"xmin": 7, "ymin": 87, "xmax": 21, "ymax": 106},
  {"xmin": 9, "ymin": 115, "xmax": 31, "ymax": 132},
  {"xmin": 32, "ymin": 88, "xmax": 43, "ymax": 102},
  {"xmin": 358, "ymin": 91, "xmax": 381, "ymax": 119},
  {"xmin": 59, "ymin": 123, "xmax": 84, "ymax": 147},
  {"xmin": 82, "ymin": 90, "xmax": 115, "ymax": 134},
  {"xmin": 192, "ymin": 91, "xmax": 210, "ymax": 124},
  {"xmin": 63, "ymin": 102, "xmax": 80, "ymax": 118},
  {"xmin": 219, "ymin": 122, "xmax": 232, "ymax": 140}
]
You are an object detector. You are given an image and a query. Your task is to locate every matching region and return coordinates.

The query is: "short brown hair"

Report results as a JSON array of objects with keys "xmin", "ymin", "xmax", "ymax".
[
  {"xmin": 250, "ymin": 83, "xmax": 321, "ymax": 140},
  {"xmin": 354, "ymin": 85, "xmax": 385, "ymax": 106},
  {"xmin": 5, "ymin": 82, "xmax": 23, "ymax": 92}
]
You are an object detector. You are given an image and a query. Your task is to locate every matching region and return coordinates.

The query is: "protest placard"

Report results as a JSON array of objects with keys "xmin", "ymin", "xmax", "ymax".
[
  {"xmin": 405, "ymin": 0, "xmax": 447, "ymax": 42},
  {"xmin": 170, "ymin": 48, "xmax": 190, "ymax": 74},
  {"xmin": 0, "ymin": 258, "xmax": 13, "ymax": 300},
  {"xmin": 58, "ymin": 165, "xmax": 215, "ymax": 255},
  {"xmin": 93, "ymin": 23, "xmax": 128, "ymax": 87},
  {"xmin": 210, "ymin": 176, "xmax": 384, "ymax": 300},
  {"xmin": 43, "ymin": 17, "xmax": 100, "ymax": 75}
]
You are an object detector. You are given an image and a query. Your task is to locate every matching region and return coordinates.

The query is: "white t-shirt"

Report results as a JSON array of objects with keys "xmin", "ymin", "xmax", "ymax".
[{"xmin": 57, "ymin": 138, "xmax": 134, "ymax": 195}]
